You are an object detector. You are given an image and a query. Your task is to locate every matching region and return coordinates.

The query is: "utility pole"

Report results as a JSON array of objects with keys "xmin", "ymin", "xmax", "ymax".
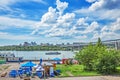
[{"xmin": 115, "ymin": 40, "xmax": 118, "ymax": 50}]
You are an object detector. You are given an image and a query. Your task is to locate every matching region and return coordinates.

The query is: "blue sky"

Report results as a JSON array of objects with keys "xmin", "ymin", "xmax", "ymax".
[{"xmin": 0, "ymin": 0, "xmax": 120, "ymax": 46}]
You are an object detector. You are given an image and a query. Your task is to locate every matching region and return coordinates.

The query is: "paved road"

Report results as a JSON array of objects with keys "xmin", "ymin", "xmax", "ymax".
[
  {"xmin": 0, "ymin": 76, "xmax": 120, "ymax": 80},
  {"xmin": 48, "ymin": 76, "xmax": 106, "ymax": 80},
  {"xmin": 42, "ymin": 76, "xmax": 120, "ymax": 80}
]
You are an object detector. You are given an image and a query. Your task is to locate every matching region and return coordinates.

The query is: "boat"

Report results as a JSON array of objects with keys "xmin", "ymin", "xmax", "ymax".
[
  {"xmin": 0, "ymin": 52, "xmax": 15, "ymax": 58},
  {"xmin": 45, "ymin": 52, "xmax": 61, "ymax": 55},
  {"xmin": 0, "ymin": 52, "xmax": 23, "ymax": 62}
]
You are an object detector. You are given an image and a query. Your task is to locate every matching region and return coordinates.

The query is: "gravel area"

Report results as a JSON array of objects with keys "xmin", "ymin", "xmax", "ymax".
[{"xmin": 0, "ymin": 62, "xmax": 120, "ymax": 80}]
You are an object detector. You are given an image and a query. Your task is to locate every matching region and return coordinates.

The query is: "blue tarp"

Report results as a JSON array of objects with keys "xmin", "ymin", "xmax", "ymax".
[{"xmin": 21, "ymin": 61, "xmax": 36, "ymax": 67}]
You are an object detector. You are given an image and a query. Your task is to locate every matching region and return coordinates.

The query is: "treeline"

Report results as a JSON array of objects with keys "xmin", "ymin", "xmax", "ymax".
[{"xmin": 0, "ymin": 45, "xmax": 72, "ymax": 51}]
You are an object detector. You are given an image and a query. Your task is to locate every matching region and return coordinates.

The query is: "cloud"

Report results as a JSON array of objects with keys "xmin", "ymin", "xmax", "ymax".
[
  {"xmin": 101, "ymin": 18, "xmax": 120, "ymax": 32},
  {"xmin": 75, "ymin": 0, "xmax": 120, "ymax": 21},
  {"xmin": 57, "ymin": 13, "xmax": 75, "ymax": 28},
  {"xmin": 101, "ymin": 26, "xmax": 109, "ymax": 32},
  {"xmin": 41, "ymin": 7, "xmax": 57, "ymax": 23},
  {"xmin": 0, "ymin": 31, "xmax": 36, "ymax": 40},
  {"xmin": 86, "ymin": 0, "xmax": 97, "ymax": 3},
  {"xmin": 0, "ymin": 0, "xmax": 16, "ymax": 11},
  {"xmin": 0, "ymin": 0, "xmax": 46, "ymax": 7},
  {"xmin": 76, "ymin": 18, "xmax": 88, "ymax": 26},
  {"xmin": 0, "ymin": 32, "xmax": 8, "ymax": 35},
  {"xmin": 0, "ymin": 16, "xmax": 38, "ymax": 30},
  {"xmin": 0, "ymin": 0, "xmax": 119, "ymax": 44},
  {"xmin": 99, "ymin": 9, "xmax": 120, "ymax": 20},
  {"xmin": 110, "ymin": 18, "xmax": 120, "ymax": 31},
  {"xmin": 74, "ymin": 35, "xmax": 87, "ymax": 39},
  {"xmin": 32, "ymin": 0, "xmax": 101, "ymax": 40},
  {"xmin": 0, "ymin": 0, "xmax": 16, "ymax": 6},
  {"xmin": 56, "ymin": 0, "xmax": 68, "ymax": 15},
  {"xmin": 84, "ymin": 21, "xmax": 99, "ymax": 33},
  {"xmin": 89, "ymin": 0, "xmax": 120, "ymax": 11},
  {"xmin": 31, "ymin": 0, "xmax": 47, "ymax": 5},
  {"xmin": 92, "ymin": 31, "xmax": 120, "ymax": 40},
  {"xmin": 72, "ymin": 18, "xmax": 99, "ymax": 34},
  {"xmin": 92, "ymin": 18, "xmax": 120, "ymax": 40},
  {"xmin": 88, "ymin": 0, "xmax": 104, "ymax": 11},
  {"xmin": 0, "ymin": 0, "xmax": 47, "ymax": 13},
  {"xmin": 103, "ymin": 0, "xmax": 120, "ymax": 9},
  {"xmin": 32, "ymin": 0, "xmax": 74, "ymax": 36},
  {"xmin": 32, "ymin": 0, "xmax": 120, "ymax": 41},
  {"xmin": 75, "ymin": 0, "xmax": 120, "ymax": 41}
]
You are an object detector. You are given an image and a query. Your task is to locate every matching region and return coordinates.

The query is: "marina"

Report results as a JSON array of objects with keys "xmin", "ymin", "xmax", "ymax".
[{"xmin": 0, "ymin": 52, "xmax": 23, "ymax": 62}]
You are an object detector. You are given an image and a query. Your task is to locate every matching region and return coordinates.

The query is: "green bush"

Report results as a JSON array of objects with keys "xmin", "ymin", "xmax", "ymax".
[
  {"xmin": 75, "ymin": 43, "xmax": 98, "ymax": 71},
  {"xmin": 75, "ymin": 38, "xmax": 120, "ymax": 74},
  {"xmin": 97, "ymin": 50, "xmax": 120, "ymax": 74}
]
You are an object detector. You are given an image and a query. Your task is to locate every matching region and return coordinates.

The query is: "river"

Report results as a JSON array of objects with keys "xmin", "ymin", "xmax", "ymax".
[{"xmin": 0, "ymin": 51, "xmax": 75, "ymax": 60}]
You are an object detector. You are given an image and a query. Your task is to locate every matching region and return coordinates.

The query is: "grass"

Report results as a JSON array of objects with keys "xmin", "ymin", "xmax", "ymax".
[
  {"xmin": 115, "ymin": 66, "xmax": 120, "ymax": 75},
  {"xmin": 0, "ymin": 60, "xmax": 6, "ymax": 64},
  {"xmin": 56, "ymin": 64, "xmax": 120, "ymax": 77},
  {"xmin": 56, "ymin": 64, "xmax": 101, "ymax": 77},
  {"xmin": 117, "ymin": 66, "xmax": 120, "ymax": 70}
]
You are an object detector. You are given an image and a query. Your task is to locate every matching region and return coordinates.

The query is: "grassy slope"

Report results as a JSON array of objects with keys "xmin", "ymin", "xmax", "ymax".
[
  {"xmin": 56, "ymin": 65, "xmax": 120, "ymax": 77},
  {"xmin": 56, "ymin": 65, "xmax": 101, "ymax": 77}
]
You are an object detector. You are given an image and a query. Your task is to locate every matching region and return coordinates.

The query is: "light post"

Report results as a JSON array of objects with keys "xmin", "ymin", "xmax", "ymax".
[{"xmin": 44, "ymin": 64, "xmax": 46, "ymax": 80}]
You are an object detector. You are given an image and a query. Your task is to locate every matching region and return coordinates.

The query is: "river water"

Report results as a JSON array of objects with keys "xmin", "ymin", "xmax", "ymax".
[{"xmin": 0, "ymin": 51, "xmax": 75, "ymax": 60}]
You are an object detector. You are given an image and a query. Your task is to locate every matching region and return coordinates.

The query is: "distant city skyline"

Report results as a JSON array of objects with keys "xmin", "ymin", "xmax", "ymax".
[
  {"xmin": 1, "ymin": 39, "xmax": 120, "ymax": 50},
  {"xmin": 0, "ymin": 0, "xmax": 120, "ymax": 46},
  {"xmin": 3, "ymin": 38, "xmax": 120, "ymax": 47}
]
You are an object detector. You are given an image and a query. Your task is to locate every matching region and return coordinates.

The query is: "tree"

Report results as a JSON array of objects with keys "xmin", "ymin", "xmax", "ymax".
[
  {"xmin": 97, "ymin": 50, "xmax": 120, "ymax": 74},
  {"xmin": 75, "ymin": 37, "xmax": 120, "ymax": 74},
  {"xmin": 96, "ymin": 37, "xmax": 103, "ymax": 47},
  {"xmin": 75, "ymin": 43, "xmax": 97, "ymax": 71}
]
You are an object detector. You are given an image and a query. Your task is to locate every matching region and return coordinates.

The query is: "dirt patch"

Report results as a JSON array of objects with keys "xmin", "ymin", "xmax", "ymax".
[
  {"xmin": 0, "ymin": 65, "xmax": 10, "ymax": 74},
  {"xmin": 103, "ymin": 76, "xmax": 120, "ymax": 80},
  {"xmin": 66, "ymin": 71, "xmax": 74, "ymax": 76}
]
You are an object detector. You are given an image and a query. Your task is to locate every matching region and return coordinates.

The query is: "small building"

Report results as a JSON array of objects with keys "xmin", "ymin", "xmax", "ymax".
[{"xmin": 6, "ymin": 57, "xmax": 23, "ymax": 62}]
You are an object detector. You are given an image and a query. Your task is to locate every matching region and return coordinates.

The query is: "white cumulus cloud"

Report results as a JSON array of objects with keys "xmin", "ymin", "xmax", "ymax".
[
  {"xmin": 0, "ymin": 32, "xmax": 36, "ymax": 40},
  {"xmin": 92, "ymin": 18, "xmax": 120, "ymax": 40},
  {"xmin": 110, "ymin": 18, "xmax": 120, "ymax": 31},
  {"xmin": 84, "ymin": 21, "xmax": 99, "ymax": 33},
  {"xmin": 86, "ymin": 0, "xmax": 97, "ymax": 3},
  {"xmin": 89, "ymin": 0, "xmax": 104, "ymax": 11},
  {"xmin": 41, "ymin": 7, "xmax": 57, "ymax": 23},
  {"xmin": 32, "ymin": 0, "xmax": 100, "ymax": 40},
  {"xmin": 56, "ymin": 0, "xmax": 68, "ymax": 15},
  {"xmin": 0, "ymin": 16, "xmax": 38, "ymax": 29}
]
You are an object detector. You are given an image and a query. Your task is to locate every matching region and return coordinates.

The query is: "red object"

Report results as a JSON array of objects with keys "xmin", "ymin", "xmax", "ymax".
[
  {"xmin": 62, "ymin": 59, "xmax": 67, "ymax": 64},
  {"xmin": 53, "ymin": 63, "xmax": 56, "ymax": 68}
]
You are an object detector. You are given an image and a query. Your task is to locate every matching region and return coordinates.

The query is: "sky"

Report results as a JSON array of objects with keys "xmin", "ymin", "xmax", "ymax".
[{"xmin": 0, "ymin": 0, "xmax": 120, "ymax": 46}]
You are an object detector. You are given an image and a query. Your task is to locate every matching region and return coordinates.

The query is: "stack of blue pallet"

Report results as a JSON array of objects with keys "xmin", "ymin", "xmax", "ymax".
[{"xmin": 9, "ymin": 70, "xmax": 18, "ymax": 78}]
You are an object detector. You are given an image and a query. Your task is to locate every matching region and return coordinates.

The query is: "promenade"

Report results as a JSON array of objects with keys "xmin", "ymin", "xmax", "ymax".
[
  {"xmin": 50, "ymin": 76, "xmax": 120, "ymax": 80},
  {"xmin": 0, "ymin": 76, "xmax": 120, "ymax": 80},
  {"xmin": 0, "ymin": 62, "xmax": 120, "ymax": 80}
]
